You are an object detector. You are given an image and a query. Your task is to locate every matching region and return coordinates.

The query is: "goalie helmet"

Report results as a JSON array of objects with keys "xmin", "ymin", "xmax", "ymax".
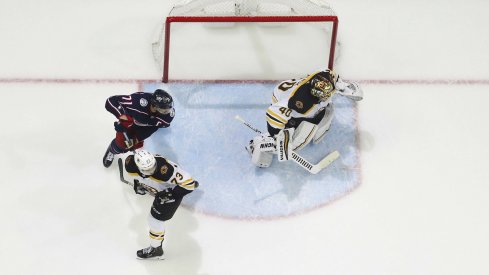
[
  {"xmin": 134, "ymin": 150, "xmax": 157, "ymax": 176},
  {"xmin": 151, "ymin": 89, "xmax": 173, "ymax": 114},
  {"xmin": 310, "ymin": 70, "xmax": 337, "ymax": 101}
]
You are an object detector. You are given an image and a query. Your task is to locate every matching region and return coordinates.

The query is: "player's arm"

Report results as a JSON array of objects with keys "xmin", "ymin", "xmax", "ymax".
[
  {"xmin": 105, "ymin": 95, "xmax": 130, "ymax": 117},
  {"xmin": 105, "ymin": 94, "xmax": 137, "ymax": 134},
  {"xmin": 155, "ymin": 112, "xmax": 174, "ymax": 128},
  {"xmin": 266, "ymin": 104, "xmax": 292, "ymax": 136},
  {"xmin": 150, "ymin": 157, "xmax": 198, "ymax": 193},
  {"xmin": 122, "ymin": 154, "xmax": 153, "ymax": 195},
  {"xmin": 166, "ymin": 161, "xmax": 198, "ymax": 199},
  {"xmin": 266, "ymin": 78, "xmax": 308, "ymax": 136}
]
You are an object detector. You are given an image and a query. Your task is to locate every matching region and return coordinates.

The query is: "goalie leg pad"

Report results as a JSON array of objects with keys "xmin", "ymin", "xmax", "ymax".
[
  {"xmin": 290, "ymin": 121, "xmax": 318, "ymax": 151},
  {"xmin": 313, "ymin": 103, "xmax": 334, "ymax": 144},
  {"xmin": 275, "ymin": 128, "xmax": 294, "ymax": 162}
]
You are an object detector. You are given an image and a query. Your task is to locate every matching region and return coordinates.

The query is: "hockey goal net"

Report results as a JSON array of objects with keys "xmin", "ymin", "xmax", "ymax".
[{"xmin": 153, "ymin": 0, "xmax": 339, "ymax": 82}]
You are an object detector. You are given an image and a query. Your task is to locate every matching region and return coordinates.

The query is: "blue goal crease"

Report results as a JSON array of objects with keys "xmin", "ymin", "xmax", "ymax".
[{"xmin": 142, "ymin": 82, "xmax": 361, "ymax": 219}]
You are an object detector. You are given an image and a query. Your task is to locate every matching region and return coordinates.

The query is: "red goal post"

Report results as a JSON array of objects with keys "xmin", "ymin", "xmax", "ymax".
[{"xmin": 155, "ymin": 1, "xmax": 339, "ymax": 83}]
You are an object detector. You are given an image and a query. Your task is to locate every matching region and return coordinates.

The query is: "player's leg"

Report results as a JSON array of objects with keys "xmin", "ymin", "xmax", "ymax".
[
  {"xmin": 135, "ymin": 126, "xmax": 158, "ymax": 142},
  {"xmin": 103, "ymin": 130, "xmax": 142, "ymax": 167},
  {"xmin": 102, "ymin": 136, "xmax": 128, "ymax": 168},
  {"xmin": 137, "ymin": 190, "xmax": 183, "ymax": 259},
  {"xmin": 136, "ymin": 215, "xmax": 166, "ymax": 260}
]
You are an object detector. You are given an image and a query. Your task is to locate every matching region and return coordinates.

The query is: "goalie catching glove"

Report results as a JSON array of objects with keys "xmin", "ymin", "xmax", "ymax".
[{"xmin": 335, "ymin": 77, "xmax": 363, "ymax": 101}]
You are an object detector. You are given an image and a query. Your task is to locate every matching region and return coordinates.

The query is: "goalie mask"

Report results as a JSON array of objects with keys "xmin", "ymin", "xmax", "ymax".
[
  {"xmin": 134, "ymin": 150, "xmax": 157, "ymax": 176},
  {"xmin": 310, "ymin": 70, "xmax": 336, "ymax": 101}
]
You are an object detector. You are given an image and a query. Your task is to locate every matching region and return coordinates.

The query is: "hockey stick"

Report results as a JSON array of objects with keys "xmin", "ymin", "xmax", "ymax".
[
  {"xmin": 234, "ymin": 115, "xmax": 340, "ymax": 174},
  {"xmin": 117, "ymin": 158, "xmax": 158, "ymax": 196},
  {"xmin": 234, "ymin": 115, "xmax": 262, "ymax": 135},
  {"xmin": 122, "ymin": 131, "xmax": 138, "ymax": 150},
  {"xmin": 289, "ymin": 150, "xmax": 339, "ymax": 174}
]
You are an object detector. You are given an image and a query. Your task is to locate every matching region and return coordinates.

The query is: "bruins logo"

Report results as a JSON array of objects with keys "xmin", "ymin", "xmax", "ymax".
[
  {"xmin": 295, "ymin": 101, "xmax": 304, "ymax": 109},
  {"xmin": 160, "ymin": 165, "xmax": 168, "ymax": 175}
]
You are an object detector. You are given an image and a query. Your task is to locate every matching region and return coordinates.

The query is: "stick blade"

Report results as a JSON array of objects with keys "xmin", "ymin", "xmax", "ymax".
[
  {"xmin": 118, "ymin": 158, "xmax": 130, "ymax": 184},
  {"xmin": 311, "ymin": 150, "xmax": 340, "ymax": 174}
]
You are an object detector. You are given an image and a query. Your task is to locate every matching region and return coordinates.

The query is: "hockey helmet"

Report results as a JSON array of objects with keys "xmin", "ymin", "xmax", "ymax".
[
  {"xmin": 151, "ymin": 89, "xmax": 173, "ymax": 114},
  {"xmin": 134, "ymin": 150, "xmax": 157, "ymax": 175},
  {"xmin": 310, "ymin": 70, "xmax": 336, "ymax": 101}
]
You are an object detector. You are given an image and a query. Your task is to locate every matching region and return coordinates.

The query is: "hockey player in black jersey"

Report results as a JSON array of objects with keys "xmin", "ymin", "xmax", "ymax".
[
  {"xmin": 102, "ymin": 89, "xmax": 175, "ymax": 168},
  {"xmin": 247, "ymin": 69, "xmax": 364, "ymax": 168},
  {"xmin": 121, "ymin": 150, "xmax": 198, "ymax": 260}
]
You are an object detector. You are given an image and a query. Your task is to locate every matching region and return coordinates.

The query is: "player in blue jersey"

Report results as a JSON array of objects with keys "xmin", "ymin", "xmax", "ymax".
[{"xmin": 102, "ymin": 89, "xmax": 175, "ymax": 168}]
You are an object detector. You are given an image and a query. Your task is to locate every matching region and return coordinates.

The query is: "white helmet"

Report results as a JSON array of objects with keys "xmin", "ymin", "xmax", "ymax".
[{"xmin": 134, "ymin": 150, "xmax": 156, "ymax": 175}]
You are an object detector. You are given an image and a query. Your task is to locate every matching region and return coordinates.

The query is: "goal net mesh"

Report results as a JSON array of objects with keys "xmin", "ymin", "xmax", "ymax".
[{"xmin": 153, "ymin": 0, "xmax": 340, "ymax": 82}]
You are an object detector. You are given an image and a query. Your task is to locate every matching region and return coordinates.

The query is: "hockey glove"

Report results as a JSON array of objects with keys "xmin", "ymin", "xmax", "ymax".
[
  {"xmin": 115, "ymin": 115, "xmax": 134, "ymax": 131},
  {"xmin": 114, "ymin": 121, "xmax": 125, "ymax": 132},
  {"xmin": 133, "ymin": 179, "xmax": 147, "ymax": 195},
  {"xmin": 335, "ymin": 77, "xmax": 363, "ymax": 101}
]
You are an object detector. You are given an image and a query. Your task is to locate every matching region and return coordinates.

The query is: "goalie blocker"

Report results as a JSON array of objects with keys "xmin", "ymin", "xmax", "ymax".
[
  {"xmin": 247, "ymin": 119, "xmax": 332, "ymax": 168},
  {"xmin": 238, "ymin": 115, "xmax": 339, "ymax": 174}
]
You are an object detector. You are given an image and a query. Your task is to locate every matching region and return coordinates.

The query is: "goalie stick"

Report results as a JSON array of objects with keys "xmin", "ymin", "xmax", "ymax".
[
  {"xmin": 234, "ymin": 115, "xmax": 340, "ymax": 174},
  {"xmin": 117, "ymin": 158, "xmax": 158, "ymax": 196}
]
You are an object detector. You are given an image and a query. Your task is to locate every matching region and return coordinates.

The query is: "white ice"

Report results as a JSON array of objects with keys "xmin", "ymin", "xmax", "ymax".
[{"xmin": 1, "ymin": 1, "xmax": 489, "ymax": 275}]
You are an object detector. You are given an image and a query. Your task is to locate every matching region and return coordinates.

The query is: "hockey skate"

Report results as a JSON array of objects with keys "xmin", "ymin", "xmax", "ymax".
[
  {"xmin": 102, "ymin": 146, "xmax": 114, "ymax": 168},
  {"xmin": 136, "ymin": 245, "xmax": 164, "ymax": 260}
]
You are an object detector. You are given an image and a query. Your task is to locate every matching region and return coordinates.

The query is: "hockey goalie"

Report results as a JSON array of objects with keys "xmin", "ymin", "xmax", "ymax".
[{"xmin": 246, "ymin": 69, "xmax": 363, "ymax": 168}]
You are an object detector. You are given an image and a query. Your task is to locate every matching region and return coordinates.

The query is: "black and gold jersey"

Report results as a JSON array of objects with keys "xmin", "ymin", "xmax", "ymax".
[
  {"xmin": 266, "ymin": 70, "xmax": 336, "ymax": 136},
  {"xmin": 124, "ymin": 154, "xmax": 197, "ymax": 191}
]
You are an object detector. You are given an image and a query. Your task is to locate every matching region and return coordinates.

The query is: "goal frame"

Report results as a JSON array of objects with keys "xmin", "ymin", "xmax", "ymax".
[{"xmin": 161, "ymin": 15, "xmax": 339, "ymax": 83}]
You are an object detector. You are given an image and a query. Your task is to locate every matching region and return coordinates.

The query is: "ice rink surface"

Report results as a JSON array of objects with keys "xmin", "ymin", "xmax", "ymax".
[{"xmin": 1, "ymin": 1, "xmax": 489, "ymax": 275}]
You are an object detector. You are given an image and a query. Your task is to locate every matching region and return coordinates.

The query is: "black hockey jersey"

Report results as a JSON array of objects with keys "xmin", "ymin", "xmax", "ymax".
[
  {"xmin": 105, "ymin": 92, "xmax": 174, "ymax": 128},
  {"xmin": 266, "ymin": 71, "xmax": 335, "ymax": 136},
  {"xmin": 124, "ymin": 154, "xmax": 197, "ymax": 192}
]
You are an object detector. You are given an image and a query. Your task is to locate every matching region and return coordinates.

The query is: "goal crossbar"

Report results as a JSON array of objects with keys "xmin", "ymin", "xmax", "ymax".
[{"xmin": 162, "ymin": 15, "xmax": 338, "ymax": 82}]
